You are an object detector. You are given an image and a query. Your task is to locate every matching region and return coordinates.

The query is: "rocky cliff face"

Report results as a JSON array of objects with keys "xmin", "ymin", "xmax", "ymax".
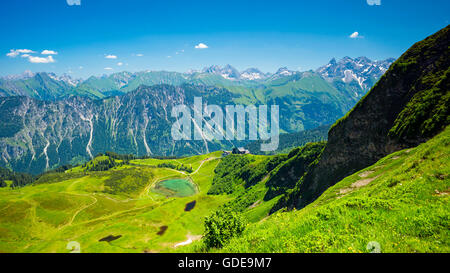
[
  {"xmin": 316, "ymin": 56, "xmax": 395, "ymax": 91},
  {"xmin": 275, "ymin": 25, "xmax": 450, "ymax": 211},
  {"xmin": 0, "ymin": 84, "xmax": 238, "ymax": 174},
  {"xmin": 1, "ymin": 70, "xmax": 377, "ymax": 175}
]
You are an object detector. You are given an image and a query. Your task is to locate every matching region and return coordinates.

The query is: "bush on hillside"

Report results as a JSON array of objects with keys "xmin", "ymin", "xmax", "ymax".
[
  {"xmin": 203, "ymin": 208, "xmax": 246, "ymax": 249},
  {"xmin": 157, "ymin": 162, "xmax": 193, "ymax": 173}
]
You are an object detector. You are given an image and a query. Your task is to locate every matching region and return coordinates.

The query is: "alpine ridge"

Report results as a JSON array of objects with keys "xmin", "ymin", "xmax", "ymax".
[
  {"xmin": 0, "ymin": 57, "xmax": 394, "ymax": 100},
  {"xmin": 0, "ymin": 58, "xmax": 394, "ymax": 174},
  {"xmin": 275, "ymin": 25, "xmax": 450, "ymax": 211}
]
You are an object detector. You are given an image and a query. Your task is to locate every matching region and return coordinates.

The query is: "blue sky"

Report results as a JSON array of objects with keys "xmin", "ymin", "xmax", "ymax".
[{"xmin": 1, "ymin": 0, "xmax": 449, "ymax": 78}]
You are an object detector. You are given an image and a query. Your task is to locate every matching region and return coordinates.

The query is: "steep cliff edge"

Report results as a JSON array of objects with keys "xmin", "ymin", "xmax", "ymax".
[{"xmin": 275, "ymin": 25, "xmax": 450, "ymax": 211}]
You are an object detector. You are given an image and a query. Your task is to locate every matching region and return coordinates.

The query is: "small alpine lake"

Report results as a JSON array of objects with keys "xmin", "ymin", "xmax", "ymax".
[{"xmin": 152, "ymin": 178, "xmax": 198, "ymax": 197}]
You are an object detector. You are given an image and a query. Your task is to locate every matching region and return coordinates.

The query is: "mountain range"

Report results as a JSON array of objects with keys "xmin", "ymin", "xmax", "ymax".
[
  {"xmin": 0, "ymin": 57, "xmax": 395, "ymax": 174},
  {"xmin": 316, "ymin": 56, "xmax": 396, "ymax": 90},
  {"xmin": 0, "ymin": 56, "xmax": 394, "ymax": 100}
]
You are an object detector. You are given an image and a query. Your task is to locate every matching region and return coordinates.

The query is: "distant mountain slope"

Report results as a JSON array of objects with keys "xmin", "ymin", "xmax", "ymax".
[
  {"xmin": 317, "ymin": 56, "xmax": 395, "ymax": 91},
  {"xmin": 276, "ymin": 25, "xmax": 450, "ymax": 211},
  {"xmin": 0, "ymin": 71, "xmax": 102, "ymax": 100},
  {"xmin": 75, "ymin": 60, "xmax": 393, "ymax": 103},
  {"xmin": 245, "ymin": 125, "xmax": 329, "ymax": 155},
  {"xmin": 0, "ymin": 80, "xmax": 344, "ymax": 174},
  {"xmin": 0, "ymin": 84, "xmax": 240, "ymax": 174},
  {"xmin": 0, "ymin": 57, "xmax": 394, "ymax": 102},
  {"xmin": 0, "ymin": 57, "xmax": 394, "ymax": 174},
  {"xmin": 0, "ymin": 69, "xmax": 382, "ymax": 175}
]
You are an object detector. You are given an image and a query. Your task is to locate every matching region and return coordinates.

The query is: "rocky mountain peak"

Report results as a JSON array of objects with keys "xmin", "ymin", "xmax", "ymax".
[
  {"xmin": 316, "ymin": 56, "xmax": 395, "ymax": 90},
  {"xmin": 240, "ymin": 68, "xmax": 267, "ymax": 80},
  {"xmin": 202, "ymin": 64, "xmax": 241, "ymax": 80},
  {"xmin": 275, "ymin": 67, "xmax": 294, "ymax": 76}
]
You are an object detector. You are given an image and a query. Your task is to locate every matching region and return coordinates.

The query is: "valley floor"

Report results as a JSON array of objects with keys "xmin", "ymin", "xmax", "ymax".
[{"xmin": 0, "ymin": 152, "xmax": 234, "ymax": 253}]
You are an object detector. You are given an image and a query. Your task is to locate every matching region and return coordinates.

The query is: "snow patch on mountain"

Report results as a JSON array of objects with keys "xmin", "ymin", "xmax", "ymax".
[{"xmin": 317, "ymin": 56, "xmax": 395, "ymax": 90}]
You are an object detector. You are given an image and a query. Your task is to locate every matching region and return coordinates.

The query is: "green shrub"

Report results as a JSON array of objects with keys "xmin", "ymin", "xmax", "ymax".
[
  {"xmin": 85, "ymin": 156, "xmax": 122, "ymax": 172},
  {"xmin": 157, "ymin": 162, "xmax": 193, "ymax": 173},
  {"xmin": 203, "ymin": 208, "xmax": 246, "ymax": 249},
  {"xmin": 208, "ymin": 155, "xmax": 253, "ymax": 194}
]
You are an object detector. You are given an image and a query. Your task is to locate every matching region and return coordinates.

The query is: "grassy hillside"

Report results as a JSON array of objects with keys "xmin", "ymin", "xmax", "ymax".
[
  {"xmin": 0, "ymin": 139, "xmax": 331, "ymax": 253},
  {"xmin": 275, "ymin": 25, "xmax": 450, "ymax": 213},
  {"xmin": 0, "ymin": 151, "xmax": 233, "ymax": 253},
  {"xmin": 1, "ymin": 123, "xmax": 448, "ymax": 253},
  {"xmin": 200, "ymin": 126, "xmax": 449, "ymax": 253},
  {"xmin": 0, "ymin": 148, "xmax": 309, "ymax": 253}
]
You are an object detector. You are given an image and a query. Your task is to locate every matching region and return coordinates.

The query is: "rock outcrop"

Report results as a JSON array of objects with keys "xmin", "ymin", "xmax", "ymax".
[{"xmin": 275, "ymin": 25, "xmax": 450, "ymax": 211}]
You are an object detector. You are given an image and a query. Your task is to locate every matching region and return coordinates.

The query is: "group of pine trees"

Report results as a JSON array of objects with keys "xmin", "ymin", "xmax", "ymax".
[
  {"xmin": 0, "ymin": 167, "xmax": 34, "ymax": 188},
  {"xmin": 84, "ymin": 158, "xmax": 118, "ymax": 172},
  {"xmin": 157, "ymin": 162, "xmax": 193, "ymax": 173},
  {"xmin": 0, "ymin": 151, "xmax": 191, "ymax": 188}
]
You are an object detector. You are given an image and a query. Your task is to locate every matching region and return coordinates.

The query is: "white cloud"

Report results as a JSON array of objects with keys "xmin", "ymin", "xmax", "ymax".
[
  {"xmin": 195, "ymin": 43, "xmax": 208, "ymax": 49},
  {"xmin": 167, "ymin": 56, "xmax": 172, "ymax": 58},
  {"xmin": 28, "ymin": 55, "xmax": 55, "ymax": 64},
  {"xmin": 104, "ymin": 67, "xmax": 113, "ymax": 70},
  {"xmin": 117, "ymin": 62, "xmax": 123, "ymax": 66},
  {"xmin": 67, "ymin": 0, "xmax": 81, "ymax": 6},
  {"xmin": 79, "ymin": 66, "xmax": 84, "ymax": 69},
  {"xmin": 6, "ymin": 51, "xmax": 19, "ymax": 58},
  {"xmin": 349, "ymin": 32, "xmax": 362, "ymax": 39},
  {"xmin": 135, "ymin": 53, "xmax": 144, "ymax": 57},
  {"xmin": 21, "ymin": 54, "xmax": 30, "ymax": 58},
  {"xmin": 105, "ymin": 55, "xmax": 117, "ymax": 59},
  {"xmin": 6, "ymin": 49, "xmax": 35, "ymax": 58},
  {"xmin": 367, "ymin": 0, "xmax": 381, "ymax": 6},
  {"xmin": 41, "ymin": 50, "xmax": 58, "ymax": 55},
  {"xmin": 16, "ymin": 49, "xmax": 35, "ymax": 54}
]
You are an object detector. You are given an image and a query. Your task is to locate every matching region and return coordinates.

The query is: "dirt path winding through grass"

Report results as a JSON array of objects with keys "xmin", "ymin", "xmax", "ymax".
[
  {"xmin": 190, "ymin": 157, "xmax": 218, "ymax": 175},
  {"xmin": 56, "ymin": 156, "xmax": 220, "ymax": 230},
  {"xmin": 59, "ymin": 193, "xmax": 97, "ymax": 229},
  {"xmin": 174, "ymin": 234, "xmax": 202, "ymax": 248}
]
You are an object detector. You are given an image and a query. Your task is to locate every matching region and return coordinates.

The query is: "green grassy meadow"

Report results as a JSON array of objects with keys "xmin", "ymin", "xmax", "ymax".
[
  {"xmin": 0, "ymin": 127, "xmax": 448, "ymax": 253},
  {"xmin": 0, "ymin": 151, "xmax": 234, "ymax": 253}
]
